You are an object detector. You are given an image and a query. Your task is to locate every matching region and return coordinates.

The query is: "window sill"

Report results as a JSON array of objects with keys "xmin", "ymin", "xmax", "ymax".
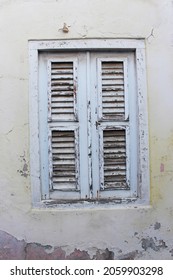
[{"xmin": 32, "ymin": 197, "xmax": 151, "ymax": 211}]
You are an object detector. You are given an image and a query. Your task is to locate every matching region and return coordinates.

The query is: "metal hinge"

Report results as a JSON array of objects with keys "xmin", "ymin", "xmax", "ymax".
[{"xmin": 96, "ymin": 121, "xmax": 100, "ymax": 128}]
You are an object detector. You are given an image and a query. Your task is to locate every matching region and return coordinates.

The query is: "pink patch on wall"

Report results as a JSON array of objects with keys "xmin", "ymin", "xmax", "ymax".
[{"xmin": 160, "ymin": 163, "xmax": 164, "ymax": 172}]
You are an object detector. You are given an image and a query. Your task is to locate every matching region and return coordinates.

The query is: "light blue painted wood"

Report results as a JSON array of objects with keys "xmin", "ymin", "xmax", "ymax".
[{"xmin": 29, "ymin": 39, "xmax": 149, "ymax": 207}]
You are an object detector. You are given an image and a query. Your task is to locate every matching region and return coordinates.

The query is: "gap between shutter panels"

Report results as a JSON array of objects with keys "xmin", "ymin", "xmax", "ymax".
[
  {"xmin": 51, "ymin": 62, "xmax": 75, "ymax": 120},
  {"xmin": 101, "ymin": 61, "xmax": 125, "ymax": 120}
]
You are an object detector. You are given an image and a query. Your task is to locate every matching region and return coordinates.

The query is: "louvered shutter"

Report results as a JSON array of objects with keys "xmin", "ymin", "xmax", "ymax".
[
  {"xmin": 48, "ymin": 59, "xmax": 80, "ymax": 198},
  {"xmin": 101, "ymin": 61, "xmax": 125, "ymax": 120},
  {"xmin": 48, "ymin": 61, "xmax": 77, "ymax": 121},
  {"xmin": 97, "ymin": 58, "xmax": 130, "ymax": 192},
  {"xmin": 103, "ymin": 128, "xmax": 127, "ymax": 189},
  {"xmin": 50, "ymin": 129, "xmax": 79, "ymax": 190}
]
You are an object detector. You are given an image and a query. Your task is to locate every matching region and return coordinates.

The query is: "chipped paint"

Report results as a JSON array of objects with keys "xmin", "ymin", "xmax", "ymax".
[
  {"xmin": 154, "ymin": 222, "xmax": 161, "ymax": 230},
  {"xmin": 1, "ymin": 229, "xmax": 172, "ymax": 260},
  {"xmin": 0, "ymin": 230, "xmax": 111, "ymax": 260},
  {"xmin": 141, "ymin": 238, "xmax": 167, "ymax": 252},
  {"xmin": 117, "ymin": 250, "xmax": 141, "ymax": 260},
  {"xmin": 17, "ymin": 153, "xmax": 29, "ymax": 178},
  {"xmin": 93, "ymin": 248, "xmax": 114, "ymax": 260}
]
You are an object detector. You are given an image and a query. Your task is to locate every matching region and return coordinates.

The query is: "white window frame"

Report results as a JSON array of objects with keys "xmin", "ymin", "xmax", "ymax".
[{"xmin": 29, "ymin": 39, "xmax": 150, "ymax": 207}]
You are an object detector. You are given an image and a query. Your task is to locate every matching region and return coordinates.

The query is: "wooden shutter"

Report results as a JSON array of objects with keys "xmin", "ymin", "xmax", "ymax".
[
  {"xmin": 48, "ymin": 58, "xmax": 80, "ymax": 198},
  {"xmin": 38, "ymin": 50, "xmax": 137, "ymax": 202},
  {"xmin": 98, "ymin": 58, "xmax": 130, "ymax": 192}
]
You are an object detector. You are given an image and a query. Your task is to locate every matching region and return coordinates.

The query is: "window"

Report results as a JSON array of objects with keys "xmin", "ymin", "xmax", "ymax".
[{"xmin": 29, "ymin": 39, "xmax": 149, "ymax": 206}]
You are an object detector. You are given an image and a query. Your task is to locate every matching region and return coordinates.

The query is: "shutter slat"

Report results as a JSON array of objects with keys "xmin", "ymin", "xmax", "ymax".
[
  {"xmin": 102, "ymin": 96, "xmax": 124, "ymax": 102},
  {"xmin": 51, "ymin": 130, "xmax": 77, "ymax": 190},
  {"xmin": 51, "ymin": 107, "xmax": 74, "ymax": 113},
  {"xmin": 51, "ymin": 92, "xmax": 73, "ymax": 96},
  {"xmin": 51, "ymin": 96, "xmax": 73, "ymax": 102},
  {"xmin": 53, "ymin": 183, "xmax": 76, "ymax": 190},
  {"xmin": 51, "ymin": 86, "xmax": 74, "ymax": 91},
  {"xmin": 103, "ymin": 129, "xmax": 127, "ymax": 189},
  {"xmin": 52, "ymin": 143, "xmax": 74, "ymax": 149},
  {"xmin": 51, "ymin": 75, "xmax": 73, "ymax": 80},
  {"xmin": 102, "ymin": 74, "xmax": 124, "ymax": 79},
  {"xmin": 103, "ymin": 109, "xmax": 125, "ymax": 114},
  {"xmin": 53, "ymin": 177, "xmax": 76, "ymax": 183},
  {"xmin": 101, "ymin": 61, "xmax": 125, "ymax": 120},
  {"xmin": 53, "ymin": 159, "xmax": 75, "ymax": 165},
  {"xmin": 53, "ymin": 153, "xmax": 75, "ymax": 160},
  {"xmin": 102, "ymin": 79, "xmax": 124, "ymax": 85},
  {"xmin": 102, "ymin": 103, "xmax": 124, "ymax": 108},
  {"xmin": 102, "ymin": 86, "xmax": 124, "ymax": 91},
  {"xmin": 51, "ymin": 103, "xmax": 74, "ymax": 108},
  {"xmin": 53, "ymin": 149, "xmax": 74, "ymax": 154},
  {"xmin": 102, "ymin": 91, "xmax": 124, "ymax": 97}
]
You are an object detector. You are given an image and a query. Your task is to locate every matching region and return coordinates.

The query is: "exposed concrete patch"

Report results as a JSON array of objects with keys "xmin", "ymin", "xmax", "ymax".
[
  {"xmin": 169, "ymin": 249, "xmax": 173, "ymax": 257},
  {"xmin": 154, "ymin": 222, "xmax": 161, "ymax": 230},
  {"xmin": 93, "ymin": 248, "xmax": 114, "ymax": 260},
  {"xmin": 141, "ymin": 237, "xmax": 167, "ymax": 251},
  {"xmin": 17, "ymin": 152, "xmax": 29, "ymax": 178},
  {"xmin": 1, "ymin": 230, "xmax": 170, "ymax": 260},
  {"xmin": 26, "ymin": 244, "xmax": 90, "ymax": 260},
  {"xmin": 117, "ymin": 250, "xmax": 142, "ymax": 260},
  {"xmin": 66, "ymin": 249, "xmax": 90, "ymax": 260},
  {"xmin": 25, "ymin": 243, "xmax": 66, "ymax": 260},
  {"xmin": 0, "ymin": 230, "xmax": 25, "ymax": 260},
  {"xmin": 0, "ymin": 230, "xmax": 112, "ymax": 260}
]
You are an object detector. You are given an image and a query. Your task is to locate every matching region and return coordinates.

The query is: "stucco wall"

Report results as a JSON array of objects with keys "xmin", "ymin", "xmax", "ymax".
[{"xmin": 0, "ymin": 0, "xmax": 173, "ymax": 259}]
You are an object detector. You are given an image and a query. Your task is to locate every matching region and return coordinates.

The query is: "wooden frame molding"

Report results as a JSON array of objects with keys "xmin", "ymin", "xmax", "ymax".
[{"xmin": 29, "ymin": 39, "xmax": 150, "ymax": 208}]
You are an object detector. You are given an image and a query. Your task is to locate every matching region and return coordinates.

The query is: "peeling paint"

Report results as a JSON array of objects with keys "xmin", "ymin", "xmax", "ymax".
[
  {"xmin": 93, "ymin": 248, "xmax": 114, "ymax": 260},
  {"xmin": 0, "ymin": 230, "xmax": 113, "ymax": 260},
  {"xmin": 154, "ymin": 222, "xmax": 161, "ymax": 230},
  {"xmin": 17, "ymin": 153, "xmax": 29, "ymax": 178},
  {"xmin": 66, "ymin": 249, "xmax": 90, "ymax": 260},
  {"xmin": 141, "ymin": 238, "xmax": 167, "ymax": 251},
  {"xmin": 169, "ymin": 249, "xmax": 173, "ymax": 257},
  {"xmin": 117, "ymin": 250, "xmax": 141, "ymax": 260}
]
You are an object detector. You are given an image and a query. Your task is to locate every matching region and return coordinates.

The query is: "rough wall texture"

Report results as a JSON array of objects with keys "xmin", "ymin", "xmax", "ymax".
[
  {"xmin": 0, "ymin": 0, "xmax": 173, "ymax": 259},
  {"xmin": 0, "ymin": 230, "xmax": 170, "ymax": 260}
]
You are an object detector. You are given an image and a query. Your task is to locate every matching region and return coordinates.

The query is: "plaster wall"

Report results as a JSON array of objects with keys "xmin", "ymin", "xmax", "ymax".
[{"xmin": 0, "ymin": 0, "xmax": 173, "ymax": 259}]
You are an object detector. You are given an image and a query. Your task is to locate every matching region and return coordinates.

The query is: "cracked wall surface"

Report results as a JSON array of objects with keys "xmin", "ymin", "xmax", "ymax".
[{"xmin": 0, "ymin": 0, "xmax": 173, "ymax": 259}]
